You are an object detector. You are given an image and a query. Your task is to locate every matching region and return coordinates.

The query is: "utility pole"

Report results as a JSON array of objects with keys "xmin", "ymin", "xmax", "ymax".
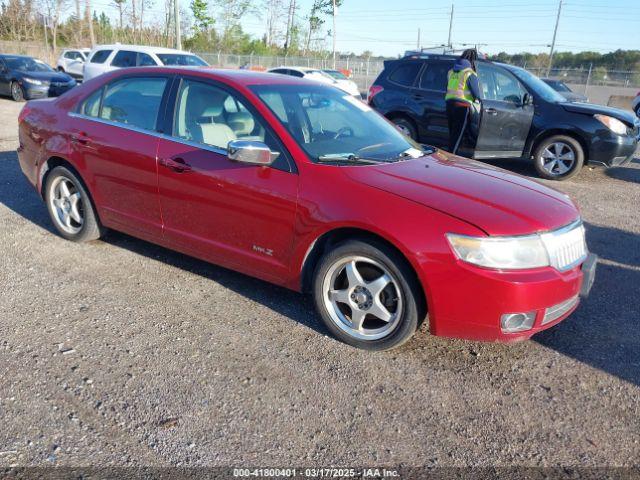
[
  {"xmin": 417, "ymin": 28, "xmax": 421, "ymax": 50},
  {"xmin": 447, "ymin": 3, "xmax": 454, "ymax": 49},
  {"xmin": 547, "ymin": 0, "xmax": 562, "ymax": 76},
  {"xmin": 42, "ymin": 15, "xmax": 49, "ymax": 54},
  {"xmin": 174, "ymin": 0, "xmax": 182, "ymax": 50},
  {"xmin": 85, "ymin": 0, "xmax": 95, "ymax": 47},
  {"xmin": 332, "ymin": 0, "xmax": 337, "ymax": 69}
]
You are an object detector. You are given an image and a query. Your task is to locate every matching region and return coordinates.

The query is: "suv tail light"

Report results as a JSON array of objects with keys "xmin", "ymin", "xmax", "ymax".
[{"xmin": 368, "ymin": 85, "xmax": 384, "ymax": 104}]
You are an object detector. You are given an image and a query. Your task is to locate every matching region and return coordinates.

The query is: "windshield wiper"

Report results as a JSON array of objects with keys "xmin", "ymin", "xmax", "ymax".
[{"xmin": 316, "ymin": 153, "xmax": 383, "ymax": 165}]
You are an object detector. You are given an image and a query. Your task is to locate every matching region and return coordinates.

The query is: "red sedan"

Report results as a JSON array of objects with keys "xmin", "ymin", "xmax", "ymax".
[{"xmin": 17, "ymin": 67, "xmax": 597, "ymax": 350}]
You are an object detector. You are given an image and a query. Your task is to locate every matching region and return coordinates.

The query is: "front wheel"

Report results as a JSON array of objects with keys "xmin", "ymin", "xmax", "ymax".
[
  {"xmin": 44, "ymin": 166, "xmax": 105, "ymax": 242},
  {"xmin": 313, "ymin": 240, "xmax": 424, "ymax": 350},
  {"xmin": 635, "ymin": 105, "xmax": 640, "ymax": 119},
  {"xmin": 533, "ymin": 135, "xmax": 584, "ymax": 181},
  {"xmin": 11, "ymin": 82, "xmax": 25, "ymax": 102}
]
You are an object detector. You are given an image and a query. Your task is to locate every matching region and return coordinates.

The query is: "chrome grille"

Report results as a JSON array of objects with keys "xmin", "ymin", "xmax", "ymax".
[{"xmin": 540, "ymin": 221, "xmax": 587, "ymax": 271}]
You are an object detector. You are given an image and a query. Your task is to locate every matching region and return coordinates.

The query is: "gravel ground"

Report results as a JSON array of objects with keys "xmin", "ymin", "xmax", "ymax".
[{"xmin": 0, "ymin": 96, "xmax": 639, "ymax": 471}]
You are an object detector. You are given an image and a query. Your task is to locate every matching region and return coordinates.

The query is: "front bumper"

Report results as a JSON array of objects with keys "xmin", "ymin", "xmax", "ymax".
[
  {"xmin": 588, "ymin": 129, "xmax": 639, "ymax": 167},
  {"xmin": 421, "ymin": 253, "xmax": 596, "ymax": 342},
  {"xmin": 23, "ymin": 81, "xmax": 76, "ymax": 100}
]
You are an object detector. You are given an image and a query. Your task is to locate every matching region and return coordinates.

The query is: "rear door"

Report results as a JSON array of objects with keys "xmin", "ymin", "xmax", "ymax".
[
  {"xmin": 410, "ymin": 59, "xmax": 453, "ymax": 147},
  {"xmin": 474, "ymin": 63, "xmax": 534, "ymax": 158},
  {"xmin": 69, "ymin": 74, "xmax": 172, "ymax": 238},
  {"xmin": 0, "ymin": 58, "xmax": 10, "ymax": 95}
]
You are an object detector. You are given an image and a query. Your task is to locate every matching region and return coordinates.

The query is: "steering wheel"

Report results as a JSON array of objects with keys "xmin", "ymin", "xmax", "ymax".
[{"xmin": 334, "ymin": 126, "xmax": 354, "ymax": 140}]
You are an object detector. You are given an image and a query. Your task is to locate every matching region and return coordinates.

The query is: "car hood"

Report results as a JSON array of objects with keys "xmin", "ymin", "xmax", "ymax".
[
  {"xmin": 561, "ymin": 102, "xmax": 637, "ymax": 126},
  {"xmin": 17, "ymin": 70, "xmax": 73, "ymax": 82},
  {"xmin": 344, "ymin": 151, "xmax": 580, "ymax": 236},
  {"xmin": 560, "ymin": 91, "xmax": 588, "ymax": 102}
]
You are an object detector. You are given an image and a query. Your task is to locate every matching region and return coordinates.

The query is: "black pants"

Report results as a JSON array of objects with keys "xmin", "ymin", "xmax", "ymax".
[{"xmin": 446, "ymin": 100, "xmax": 471, "ymax": 155}]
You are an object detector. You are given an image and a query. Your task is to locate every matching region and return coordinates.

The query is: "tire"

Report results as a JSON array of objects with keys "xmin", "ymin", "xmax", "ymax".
[
  {"xmin": 11, "ymin": 81, "xmax": 25, "ymax": 102},
  {"xmin": 391, "ymin": 116, "xmax": 418, "ymax": 141},
  {"xmin": 57, "ymin": 66, "xmax": 65, "ymax": 72},
  {"xmin": 533, "ymin": 135, "xmax": 584, "ymax": 181},
  {"xmin": 313, "ymin": 239, "xmax": 423, "ymax": 351},
  {"xmin": 635, "ymin": 105, "xmax": 640, "ymax": 119},
  {"xmin": 44, "ymin": 166, "xmax": 104, "ymax": 242}
]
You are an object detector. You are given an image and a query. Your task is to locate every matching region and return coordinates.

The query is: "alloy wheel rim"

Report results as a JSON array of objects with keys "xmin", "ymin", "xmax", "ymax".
[
  {"xmin": 541, "ymin": 142, "xmax": 575, "ymax": 176},
  {"xmin": 394, "ymin": 122, "xmax": 411, "ymax": 137},
  {"xmin": 49, "ymin": 176, "xmax": 84, "ymax": 234},
  {"xmin": 322, "ymin": 256, "xmax": 403, "ymax": 341},
  {"xmin": 12, "ymin": 83, "xmax": 22, "ymax": 101}
]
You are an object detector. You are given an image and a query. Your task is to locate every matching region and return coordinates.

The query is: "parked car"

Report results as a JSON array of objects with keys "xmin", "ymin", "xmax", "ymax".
[
  {"xmin": 18, "ymin": 67, "xmax": 596, "ymax": 350},
  {"xmin": 632, "ymin": 92, "xmax": 640, "ymax": 118},
  {"xmin": 369, "ymin": 54, "xmax": 640, "ymax": 180},
  {"xmin": 268, "ymin": 67, "xmax": 360, "ymax": 97},
  {"xmin": 322, "ymin": 69, "xmax": 362, "ymax": 97},
  {"xmin": 0, "ymin": 54, "xmax": 76, "ymax": 101},
  {"xmin": 56, "ymin": 48, "xmax": 91, "ymax": 79},
  {"xmin": 541, "ymin": 78, "xmax": 588, "ymax": 102},
  {"xmin": 83, "ymin": 45, "xmax": 208, "ymax": 81}
]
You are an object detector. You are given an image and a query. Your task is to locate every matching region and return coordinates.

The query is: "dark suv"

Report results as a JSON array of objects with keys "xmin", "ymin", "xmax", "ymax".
[{"xmin": 368, "ymin": 54, "xmax": 640, "ymax": 180}]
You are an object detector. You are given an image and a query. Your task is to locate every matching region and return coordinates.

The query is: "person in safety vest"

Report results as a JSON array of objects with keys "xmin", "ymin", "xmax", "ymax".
[{"xmin": 445, "ymin": 49, "xmax": 481, "ymax": 155}]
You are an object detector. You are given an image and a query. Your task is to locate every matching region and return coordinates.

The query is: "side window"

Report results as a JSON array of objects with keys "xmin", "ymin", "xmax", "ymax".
[
  {"xmin": 111, "ymin": 50, "xmax": 137, "ymax": 68},
  {"xmin": 388, "ymin": 62, "xmax": 421, "ymax": 87},
  {"xmin": 137, "ymin": 52, "xmax": 156, "ymax": 66},
  {"xmin": 288, "ymin": 70, "xmax": 304, "ymax": 78},
  {"xmin": 419, "ymin": 62, "xmax": 451, "ymax": 91},
  {"xmin": 80, "ymin": 87, "xmax": 103, "ymax": 117},
  {"xmin": 478, "ymin": 64, "xmax": 525, "ymax": 103},
  {"xmin": 90, "ymin": 50, "xmax": 112, "ymax": 64},
  {"xmin": 64, "ymin": 52, "xmax": 74, "ymax": 60},
  {"xmin": 100, "ymin": 77, "xmax": 167, "ymax": 130},
  {"xmin": 173, "ymin": 79, "xmax": 270, "ymax": 149},
  {"xmin": 271, "ymin": 69, "xmax": 288, "ymax": 75}
]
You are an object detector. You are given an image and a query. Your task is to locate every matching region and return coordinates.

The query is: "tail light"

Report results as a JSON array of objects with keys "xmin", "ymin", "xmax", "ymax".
[
  {"xmin": 18, "ymin": 103, "xmax": 31, "ymax": 124},
  {"xmin": 368, "ymin": 85, "xmax": 384, "ymax": 104}
]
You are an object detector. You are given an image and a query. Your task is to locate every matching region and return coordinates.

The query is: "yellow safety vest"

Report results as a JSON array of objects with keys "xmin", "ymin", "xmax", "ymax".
[{"xmin": 445, "ymin": 68, "xmax": 477, "ymax": 104}]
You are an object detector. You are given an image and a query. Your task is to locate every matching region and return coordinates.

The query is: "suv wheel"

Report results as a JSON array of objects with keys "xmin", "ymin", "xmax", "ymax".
[
  {"xmin": 11, "ymin": 82, "xmax": 25, "ymax": 102},
  {"xmin": 533, "ymin": 135, "xmax": 584, "ymax": 181},
  {"xmin": 391, "ymin": 117, "xmax": 417, "ymax": 141},
  {"xmin": 45, "ymin": 166, "xmax": 105, "ymax": 242},
  {"xmin": 313, "ymin": 240, "xmax": 423, "ymax": 350}
]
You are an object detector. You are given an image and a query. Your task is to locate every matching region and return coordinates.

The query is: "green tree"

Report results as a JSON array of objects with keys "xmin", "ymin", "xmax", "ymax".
[{"xmin": 191, "ymin": 0, "xmax": 214, "ymax": 34}]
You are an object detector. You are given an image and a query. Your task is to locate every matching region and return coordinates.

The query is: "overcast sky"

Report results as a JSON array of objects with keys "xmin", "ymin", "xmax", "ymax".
[{"xmin": 35, "ymin": 0, "xmax": 640, "ymax": 57}]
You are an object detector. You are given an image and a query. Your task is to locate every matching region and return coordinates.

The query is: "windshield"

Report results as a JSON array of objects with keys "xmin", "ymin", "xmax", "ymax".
[
  {"xmin": 251, "ymin": 84, "xmax": 427, "ymax": 163},
  {"xmin": 156, "ymin": 54, "xmax": 207, "ymax": 66},
  {"xmin": 4, "ymin": 57, "xmax": 53, "ymax": 72},
  {"xmin": 324, "ymin": 70, "xmax": 348, "ymax": 80},
  {"xmin": 547, "ymin": 80, "xmax": 571, "ymax": 92},
  {"xmin": 510, "ymin": 67, "xmax": 566, "ymax": 103}
]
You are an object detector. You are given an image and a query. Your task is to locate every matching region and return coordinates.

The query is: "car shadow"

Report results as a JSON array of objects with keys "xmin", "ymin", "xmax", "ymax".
[
  {"xmin": 605, "ymin": 165, "xmax": 640, "ymax": 183},
  {"xmin": 1, "ymin": 149, "xmax": 639, "ymax": 385},
  {"xmin": 533, "ymin": 222, "xmax": 640, "ymax": 387}
]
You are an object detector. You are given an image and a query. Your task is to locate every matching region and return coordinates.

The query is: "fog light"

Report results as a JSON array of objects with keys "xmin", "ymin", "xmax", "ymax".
[{"xmin": 500, "ymin": 312, "xmax": 536, "ymax": 333}]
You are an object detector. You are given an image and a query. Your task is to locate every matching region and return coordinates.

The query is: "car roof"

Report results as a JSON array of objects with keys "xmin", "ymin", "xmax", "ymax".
[
  {"xmin": 272, "ymin": 66, "xmax": 320, "ymax": 73},
  {"xmin": 107, "ymin": 67, "xmax": 335, "ymax": 87},
  {"xmin": 90, "ymin": 44, "xmax": 194, "ymax": 55}
]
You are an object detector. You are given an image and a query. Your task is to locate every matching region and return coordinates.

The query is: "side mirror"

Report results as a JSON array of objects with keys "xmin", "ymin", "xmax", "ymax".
[
  {"xmin": 522, "ymin": 93, "xmax": 533, "ymax": 106},
  {"xmin": 227, "ymin": 140, "xmax": 278, "ymax": 166}
]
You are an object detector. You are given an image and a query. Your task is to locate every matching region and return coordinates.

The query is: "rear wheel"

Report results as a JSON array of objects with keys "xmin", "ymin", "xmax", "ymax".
[
  {"xmin": 44, "ymin": 166, "xmax": 104, "ymax": 242},
  {"xmin": 11, "ymin": 82, "xmax": 25, "ymax": 102},
  {"xmin": 635, "ymin": 105, "xmax": 640, "ymax": 119},
  {"xmin": 313, "ymin": 240, "xmax": 423, "ymax": 350},
  {"xmin": 390, "ymin": 116, "xmax": 417, "ymax": 141},
  {"xmin": 533, "ymin": 135, "xmax": 584, "ymax": 181}
]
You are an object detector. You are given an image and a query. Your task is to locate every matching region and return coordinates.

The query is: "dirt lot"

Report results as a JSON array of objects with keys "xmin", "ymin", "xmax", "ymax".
[{"xmin": 1, "ymin": 96, "xmax": 639, "ymax": 471}]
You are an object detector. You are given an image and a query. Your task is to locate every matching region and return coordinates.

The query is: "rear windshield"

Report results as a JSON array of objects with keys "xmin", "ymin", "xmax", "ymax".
[{"xmin": 156, "ymin": 54, "xmax": 207, "ymax": 66}]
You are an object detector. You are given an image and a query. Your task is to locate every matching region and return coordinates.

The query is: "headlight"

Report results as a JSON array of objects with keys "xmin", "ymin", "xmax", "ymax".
[
  {"xmin": 23, "ymin": 78, "xmax": 46, "ymax": 86},
  {"xmin": 446, "ymin": 233, "xmax": 550, "ymax": 270},
  {"xmin": 594, "ymin": 114, "xmax": 627, "ymax": 135}
]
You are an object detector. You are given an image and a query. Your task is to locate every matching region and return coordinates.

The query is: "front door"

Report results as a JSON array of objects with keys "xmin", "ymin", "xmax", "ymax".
[
  {"xmin": 69, "ymin": 74, "xmax": 171, "ymax": 238},
  {"xmin": 474, "ymin": 63, "xmax": 534, "ymax": 159},
  {"xmin": 156, "ymin": 77, "xmax": 299, "ymax": 282}
]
